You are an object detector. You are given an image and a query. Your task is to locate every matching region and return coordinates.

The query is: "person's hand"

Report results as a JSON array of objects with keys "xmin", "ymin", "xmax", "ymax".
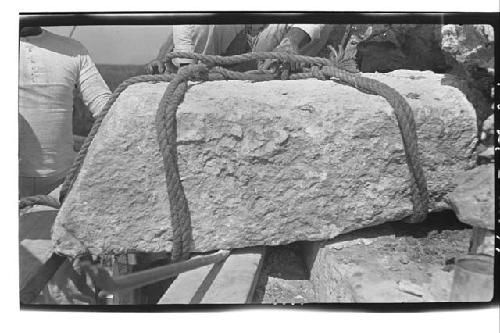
[
  {"xmin": 145, "ymin": 59, "xmax": 166, "ymax": 74},
  {"xmin": 259, "ymin": 37, "xmax": 301, "ymax": 73}
]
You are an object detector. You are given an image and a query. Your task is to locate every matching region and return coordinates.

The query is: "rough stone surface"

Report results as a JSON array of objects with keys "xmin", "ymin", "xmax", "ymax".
[
  {"xmin": 53, "ymin": 71, "xmax": 477, "ymax": 257},
  {"xmin": 440, "ymin": 24, "xmax": 495, "ymax": 125},
  {"xmin": 325, "ymin": 25, "xmax": 492, "ymax": 128},
  {"xmin": 306, "ymin": 213, "xmax": 472, "ymax": 302},
  {"xmin": 445, "ymin": 164, "xmax": 494, "ymax": 230},
  {"xmin": 440, "ymin": 25, "xmax": 494, "ymax": 70},
  {"xmin": 73, "ymin": 64, "xmax": 144, "ymax": 137},
  {"xmin": 323, "ymin": 25, "xmax": 448, "ymax": 74},
  {"xmin": 359, "ymin": 25, "xmax": 448, "ymax": 74}
]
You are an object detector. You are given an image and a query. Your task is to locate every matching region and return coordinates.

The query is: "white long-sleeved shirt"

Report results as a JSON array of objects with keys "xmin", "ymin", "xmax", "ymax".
[{"xmin": 19, "ymin": 29, "xmax": 111, "ymax": 178}]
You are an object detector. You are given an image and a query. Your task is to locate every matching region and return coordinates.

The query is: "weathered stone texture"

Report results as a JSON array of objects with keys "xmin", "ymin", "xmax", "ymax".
[
  {"xmin": 440, "ymin": 24, "xmax": 494, "ymax": 69},
  {"xmin": 445, "ymin": 164, "xmax": 494, "ymax": 230},
  {"xmin": 323, "ymin": 25, "xmax": 448, "ymax": 74},
  {"xmin": 440, "ymin": 25, "xmax": 495, "ymax": 125},
  {"xmin": 53, "ymin": 70, "xmax": 477, "ymax": 257}
]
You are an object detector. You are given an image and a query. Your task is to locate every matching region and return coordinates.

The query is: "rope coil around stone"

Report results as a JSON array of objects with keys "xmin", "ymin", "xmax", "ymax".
[
  {"xmin": 163, "ymin": 51, "xmax": 429, "ymax": 226},
  {"xmin": 21, "ymin": 51, "xmax": 429, "ymax": 267},
  {"xmin": 154, "ymin": 65, "xmax": 210, "ymax": 261}
]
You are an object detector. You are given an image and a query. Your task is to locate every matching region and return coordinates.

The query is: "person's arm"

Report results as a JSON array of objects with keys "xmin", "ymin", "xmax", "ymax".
[
  {"xmin": 281, "ymin": 26, "xmax": 311, "ymax": 51},
  {"xmin": 156, "ymin": 36, "xmax": 174, "ymax": 60},
  {"xmin": 259, "ymin": 24, "xmax": 328, "ymax": 71},
  {"xmin": 146, "ymin": 27, "xmax": 175, "ymax": 74},
  {"xmin": 293, "ymin": 24, "xmax": 333, "ymax": 56},
  {"xmin": 77, "ymin": 50, "xmax": 111, "ymax": 118},
  {"xmin": 282, "ymin": 24, "xmax": 331, "ymax": 54},
  {"xmin": 172, "ymin": 25, "xmax": 197, "ymax": 67}
]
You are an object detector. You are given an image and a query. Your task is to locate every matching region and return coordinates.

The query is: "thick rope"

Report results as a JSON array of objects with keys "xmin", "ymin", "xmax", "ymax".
[
  {"xmin": 19, "ymin": 195, "xmax": 61, "ymax": 210},
  {"xmin": 21, "ymin": 51, "xmax": 429, "ymax": 268},
  {"xmin": 154, "ymin": 65, "xmax": 210, "ymax": 261},
  {"xmin": 321, "ymin": 67, "xmax": 429, "ymax": 223},
  {"xmin": 161, "ymin": 52, "xmax": 429, "ymax": 226},
  {"xmin": 164, "ymin": 51, "xmax": 333, "ymax": 68}
]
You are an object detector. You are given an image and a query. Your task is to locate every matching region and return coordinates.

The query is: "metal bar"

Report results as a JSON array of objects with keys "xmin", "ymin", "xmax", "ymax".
[{"xmin": 82, "ymin": 249, "xmax": 230, "ymax": 294}]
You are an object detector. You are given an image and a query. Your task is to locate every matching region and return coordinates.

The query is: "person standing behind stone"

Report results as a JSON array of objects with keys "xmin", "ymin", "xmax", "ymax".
[
  {"xmin": 19, "ymin": 26, "xmax": 113, "ymax": 305},
  {"xmin": 19, "ymin": 26, "xmax": 111, "ymax": 198},
  {"xmin": 145, "ymin": 24, "xmax": 333, "ymax": 74}
]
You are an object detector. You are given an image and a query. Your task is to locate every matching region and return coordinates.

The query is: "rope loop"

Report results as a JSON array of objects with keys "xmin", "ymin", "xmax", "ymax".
[{"xmin": 37, "ymin": 51, "xmax": 429, "ymax": 264}]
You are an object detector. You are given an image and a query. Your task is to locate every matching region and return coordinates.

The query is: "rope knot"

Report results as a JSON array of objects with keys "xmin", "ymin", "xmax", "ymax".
[
  {"xmin": 311, "ymin": 66, "xmax": 326, "ymax": 80},
  {"xmin": 279, "ymin": 68, "xmax": 291, "ymax": 80},
  {"xmin": 176, "ymin": 63, "xmax": 210, "ymax": 82}
]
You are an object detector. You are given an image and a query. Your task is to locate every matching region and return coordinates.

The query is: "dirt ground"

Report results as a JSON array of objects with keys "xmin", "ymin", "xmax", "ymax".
[
  {"xmin": 253, "ymin": 210, "xmax": 473, "ymax": 303},
  {"xmin": 253, "ymin": 243, "xmax": 316, "ymax": 304}
]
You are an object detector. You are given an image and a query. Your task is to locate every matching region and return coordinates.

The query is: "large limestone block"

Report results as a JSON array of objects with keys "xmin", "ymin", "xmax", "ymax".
[{"xmin": 53, "ymin": 70, "xmax": 477, "ymax": 257}]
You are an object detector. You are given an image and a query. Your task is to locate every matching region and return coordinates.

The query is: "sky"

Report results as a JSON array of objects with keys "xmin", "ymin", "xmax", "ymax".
[{"xmin": 45, "ymin": 26, "xmax": 171, "ymax": 65}]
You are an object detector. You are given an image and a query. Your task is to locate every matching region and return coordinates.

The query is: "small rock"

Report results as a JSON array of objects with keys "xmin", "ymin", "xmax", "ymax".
[
  {"xmin": 397, "ymin": 280, "xmax": 424, "ymax": 297},
  {"xmin": 400, "ymin": 257, "xmax": 410, "ymax": 265},
  {"xmin": 332, "ymin": 238, "xmax": 375, "ymax": 250},
  {"xmin": 331, "ymin": 242, "xmax": 347, "ymax": 250},
  {"xmin": 361, "ymin": 238, "xmax": 374, "ymax": 246},
  {"xmin": 405, "ymin": 92, "xmax": 420, "ymax": 99}
]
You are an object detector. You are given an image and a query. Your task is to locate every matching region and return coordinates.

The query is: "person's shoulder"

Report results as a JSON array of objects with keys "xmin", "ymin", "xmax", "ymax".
[{"xmin": 43, "ymin": 29, "xmax": 89, "ymax": 54}]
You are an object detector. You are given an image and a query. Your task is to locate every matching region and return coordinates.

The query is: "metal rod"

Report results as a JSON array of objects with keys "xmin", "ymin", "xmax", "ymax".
[{"xmin": 82, "ymin": 249, "xmax": 230, "ymax": 293}]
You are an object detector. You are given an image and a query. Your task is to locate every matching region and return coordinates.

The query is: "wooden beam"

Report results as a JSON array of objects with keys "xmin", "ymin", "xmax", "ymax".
[
  {"xmin": 158, "ymin": 247, "xmax": 266, "ymax": 304},
  {"xmin": 111, "ymin": 254, "xmax": 138, "ymax": 304},
  {"xmin": 20, "ymin": 253, "xmax": 66, "ymax": 304},
  {"xmin": 19, "ymin": 206, "xmax": 64, "ymax": 304},
  {"xmin": 200, "ymin": 247, "xmax": 265, "ymax": 304},
  {"xmin": 157, "ymin": 262, "xmax": 219, "ymax": 304}
]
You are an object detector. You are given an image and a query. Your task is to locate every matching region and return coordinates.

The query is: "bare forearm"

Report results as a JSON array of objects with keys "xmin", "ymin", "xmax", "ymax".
[
  {"xmin": 154, "ymin": 27, "xmax": 174, "ymax": 61},
  {"xmin": 156, "ymin": 38, "xmax": 174, "ymax": 60},
  {"xmin": 283, "ymin": 27, "xmax": 311, "ymax": 50}
]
